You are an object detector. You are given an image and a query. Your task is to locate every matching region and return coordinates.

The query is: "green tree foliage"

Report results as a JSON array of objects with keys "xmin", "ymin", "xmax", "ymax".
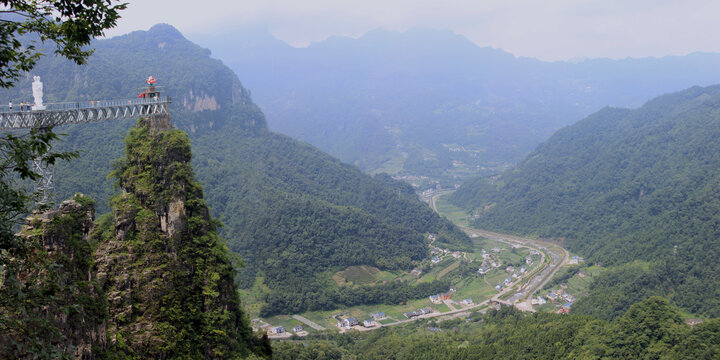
[
  {"xmin": 450, "ymin": 85, "xmax": 720, "ymax": 317},
  {"xmin": 273, "ymin": 297, "xmax": 720, "ymax": 359},
  {"xmin": 0, "ymin": 0, "xmax": 126, "ymax": 87},
  {"xmin": 261, "ymin": 279, "xmax": 451, "ymax": 317}
]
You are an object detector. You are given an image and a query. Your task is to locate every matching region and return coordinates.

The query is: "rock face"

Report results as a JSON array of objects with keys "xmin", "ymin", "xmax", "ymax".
[
  {"xmin": 16, "ymin": 195, "xmax": 106, "ymax": 359},
  {"xmin": 91, "ymin": 116, "xmax": 265, "ymax": 358}
]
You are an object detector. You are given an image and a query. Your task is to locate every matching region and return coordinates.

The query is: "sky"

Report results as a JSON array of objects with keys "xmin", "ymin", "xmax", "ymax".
[{"xmin": 105, "ymin": 0, "xmax": 720, "ymax": 61}]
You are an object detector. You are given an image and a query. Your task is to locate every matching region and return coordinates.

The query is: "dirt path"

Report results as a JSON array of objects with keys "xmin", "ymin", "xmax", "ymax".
[
  {"xmin": 437, "ymin": 261, "xmax": 460, "ymax": 279},
  {"xmin": 292, "ymin": 315, "xmax": 326, "ymax": 331}
]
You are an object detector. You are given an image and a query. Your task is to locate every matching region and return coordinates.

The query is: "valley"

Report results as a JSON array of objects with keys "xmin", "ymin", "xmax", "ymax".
[{"xmin": 249, "ymin": 191, "xmax": 574, "ymax": 338}]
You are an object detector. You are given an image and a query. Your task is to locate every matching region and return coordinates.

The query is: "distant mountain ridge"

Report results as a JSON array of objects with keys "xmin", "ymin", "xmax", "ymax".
[
  {"xmin": 450, "ymin": 85, "xmax": 720, "ymax": 318},
  {"xmin": 193, "ymin": 27, "xmax": 720, "ymax": 179}
]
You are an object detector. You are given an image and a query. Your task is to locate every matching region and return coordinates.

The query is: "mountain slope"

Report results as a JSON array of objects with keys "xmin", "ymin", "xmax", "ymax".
[
  {"xmin": 0, "ymin": 24, "xmax": 469, "ymax": 313},
  {"xmin": 450, "ymin": 85, "xmax": 720, "ymax": 317},
  {"xmin": 194, "ymin": 27, "xmax": 720, "ymax": 179}
]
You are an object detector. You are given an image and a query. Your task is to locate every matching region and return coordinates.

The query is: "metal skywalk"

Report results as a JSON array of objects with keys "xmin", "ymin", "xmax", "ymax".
[
  {"xmin": 0, "ymin": 96, "xmax": 171, "ymax": 130},
  {"xmin": 0, "ymin": 75, "xmax": 171, "ymax": 206}
]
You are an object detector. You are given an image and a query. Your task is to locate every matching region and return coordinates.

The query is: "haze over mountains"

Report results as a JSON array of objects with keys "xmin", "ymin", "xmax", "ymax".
[{"xmin": 193, "ymin": 27, "xmax": 720, "ymax": 180}]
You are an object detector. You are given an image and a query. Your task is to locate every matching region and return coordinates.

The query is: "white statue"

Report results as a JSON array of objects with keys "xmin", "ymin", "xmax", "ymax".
[{"xmin": 32, "ymin": 76, "xmax": 45, "ymax": 110}]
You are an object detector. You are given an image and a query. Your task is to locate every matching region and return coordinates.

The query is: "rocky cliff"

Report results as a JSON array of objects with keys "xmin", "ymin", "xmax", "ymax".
[
  {"xmin": 10, "ymin": 195, "xmax": 106, "ymax": 359},
  {"xmin": 92, "ymin": 115, "xmax": 267, "ymax": 358},
  {"xmin": 6, "ymin": 116, "xmax": 269, "ymax": 359}
]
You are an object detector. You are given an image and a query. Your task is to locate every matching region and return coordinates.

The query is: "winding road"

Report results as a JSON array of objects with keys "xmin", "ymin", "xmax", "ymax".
[{"xmin": 428, "ymin": 191, "xmax": 569, "ymax": 311}]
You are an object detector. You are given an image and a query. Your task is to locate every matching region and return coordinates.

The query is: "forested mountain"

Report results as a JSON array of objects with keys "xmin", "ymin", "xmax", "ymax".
[
  {"xmin": 0, "ymin": 24, "xmax": 468, "ymax": 314},
  {"xmin": 450, "ymin": 85, "xmax": 720, "ymax": 318},
  {"xmin": 192, "ymin": 27, "xmax": 720, "ymax": 178}
]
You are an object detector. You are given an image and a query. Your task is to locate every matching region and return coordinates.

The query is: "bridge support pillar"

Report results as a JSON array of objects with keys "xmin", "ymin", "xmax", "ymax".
[{"xmin": 33, "ymin": 128, "xmax": 55, "ymax": 206}]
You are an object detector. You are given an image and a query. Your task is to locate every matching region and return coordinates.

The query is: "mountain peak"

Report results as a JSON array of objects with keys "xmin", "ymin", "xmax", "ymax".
[{"xmin": 146, "ymin": 23, "xmax": 186, "ymax": 40}]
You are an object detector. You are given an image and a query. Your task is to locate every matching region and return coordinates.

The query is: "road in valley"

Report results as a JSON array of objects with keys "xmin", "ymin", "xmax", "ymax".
[
  {"xmin": 428, "ymin": 191, "xmax": 569, "ymax": 311},
  {"xmin": 272, "ymin": 190, "xmax": 570, "ymax": 337}
]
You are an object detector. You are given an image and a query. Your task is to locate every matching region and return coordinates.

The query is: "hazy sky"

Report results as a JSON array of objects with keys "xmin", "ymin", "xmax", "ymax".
[{"xmin": 106, "ymin": 0, "xmax": 719, "ymax": 61}]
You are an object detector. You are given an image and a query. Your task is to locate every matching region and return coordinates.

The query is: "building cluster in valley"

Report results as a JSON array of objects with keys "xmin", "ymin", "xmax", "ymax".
[
  {"xmin": 335, "ymin": 311, "xmax": 387, "ymax": 330},
  {"xmin": 410, "ymin": 234, "xmax": 469, "ymax": 277},
  {"xmin": 252, "ymin": 318, "xmax": 307, "ymax": 339},
  {"xmin": 476, "ymin": 246, "xmax": 541, "ymax": 293},
  {"xmin": 532, "ymin": 276, "xmax": 582, "ymax": 313}
]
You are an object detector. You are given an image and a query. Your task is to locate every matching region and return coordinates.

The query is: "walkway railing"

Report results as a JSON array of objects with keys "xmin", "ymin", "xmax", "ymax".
[{"xmin": 0, "ymin": 96, "xmax": 171, "ymax": 130}]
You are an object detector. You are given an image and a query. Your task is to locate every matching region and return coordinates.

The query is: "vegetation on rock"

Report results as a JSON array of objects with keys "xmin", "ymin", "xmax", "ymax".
[{"xmin": 95, "ymin": 117, "xmax": 269, "ymax": 358}]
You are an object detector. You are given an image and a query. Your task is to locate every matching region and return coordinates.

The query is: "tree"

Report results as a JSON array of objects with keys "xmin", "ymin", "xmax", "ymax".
[
  {"xmin": 0, "ymin": 0, "xmax": 127, "ymax": 88},
  {"xmin": 0, "ymin": 1, "xmax": 126, "ymax": 358}
]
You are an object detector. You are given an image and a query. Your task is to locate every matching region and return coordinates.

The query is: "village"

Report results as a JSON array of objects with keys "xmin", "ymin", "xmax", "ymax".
[{"xmin": 253, "ymin": 230, "xmax": 559, "ymax": 339}]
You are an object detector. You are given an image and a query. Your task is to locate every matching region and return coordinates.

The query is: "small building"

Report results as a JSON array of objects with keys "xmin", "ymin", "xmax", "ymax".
[
  {"xmin": 363, "ymin": 320, "xmax": 376, "ymax": 327},
  {"xmin": 292, "ymin": 326, "xmax": 303, "ymax": 333},
  {"xmin": 420, "ymin": 307, "xmax": 433, "ymax": 314},
  {"xmin": 428, "ymin": 327, "xmax": 441, "ymax": 332},
  {"xmin": 270, "ymin": 326, "xmax": 285, "ymax": 335},
  {"xmin": 525, "ymin": 257, "xmax": 533, "ymax": 265},
  {"xmin": 370, "ymin": 312, "xmax": 386, "ymax": 321},
  {"xmin": 495, "ymin": 284, "xmax": 503, "ymax": 291},
  {"xmin": 449, "ymin": 286, "xmax": 457, "ymax": 293},
  {"xmin": 520, "ymin": 266, "xmax": 527, "ymax": 273},
  {"xmin": 506, "ymin": 266, "xmax": 515, "ymax": 273},
  {"xmin": 440, "ymin": 293, "xmax": 451, "ymax": 301},
  {"xmin": 429, "ymin": 294, "xmax": 442, "ymax": 304},
  {"xmin": 452, "ymin": 251, "xmax": 461, "ymax": 258},
  {"xmin": 531, "ymin": 297, "xmax": 547, "ymax": 305},
  {"xmin": 340, "ymin": 317, "xmax": 359, "ymax": 328},
  {"xmin": 460, "ymin": 298, "xmax": 473, "ymax": 305}
]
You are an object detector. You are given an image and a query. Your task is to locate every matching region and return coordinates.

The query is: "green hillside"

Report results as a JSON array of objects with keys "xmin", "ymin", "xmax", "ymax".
[
  {"xmin": 450, "ymin": 85, "xmax": 720, "ymax": 318},
  {"xmin": 0, "ymin": 24, "xmax": 469, "ymax": 314},
  {"xmin": 273, "ymin": 297, "xmax": 720, "ymax": 359},
  {"xmin": 192, "ymin": 124, "xmax": 469, "ymax": 315}
]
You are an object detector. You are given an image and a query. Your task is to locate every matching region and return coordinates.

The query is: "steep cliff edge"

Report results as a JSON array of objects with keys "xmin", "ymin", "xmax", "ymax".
[
  {"xmin": 6, "ymin": 195, "xmax": 105, "ymax": 359},
  {"xmin": 92, "ymin": 116, "xmax": 268, "ymax": 358},
  {"xmin": 4, "ymin": 116, "xmax": 269, "ymax": 359}
]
